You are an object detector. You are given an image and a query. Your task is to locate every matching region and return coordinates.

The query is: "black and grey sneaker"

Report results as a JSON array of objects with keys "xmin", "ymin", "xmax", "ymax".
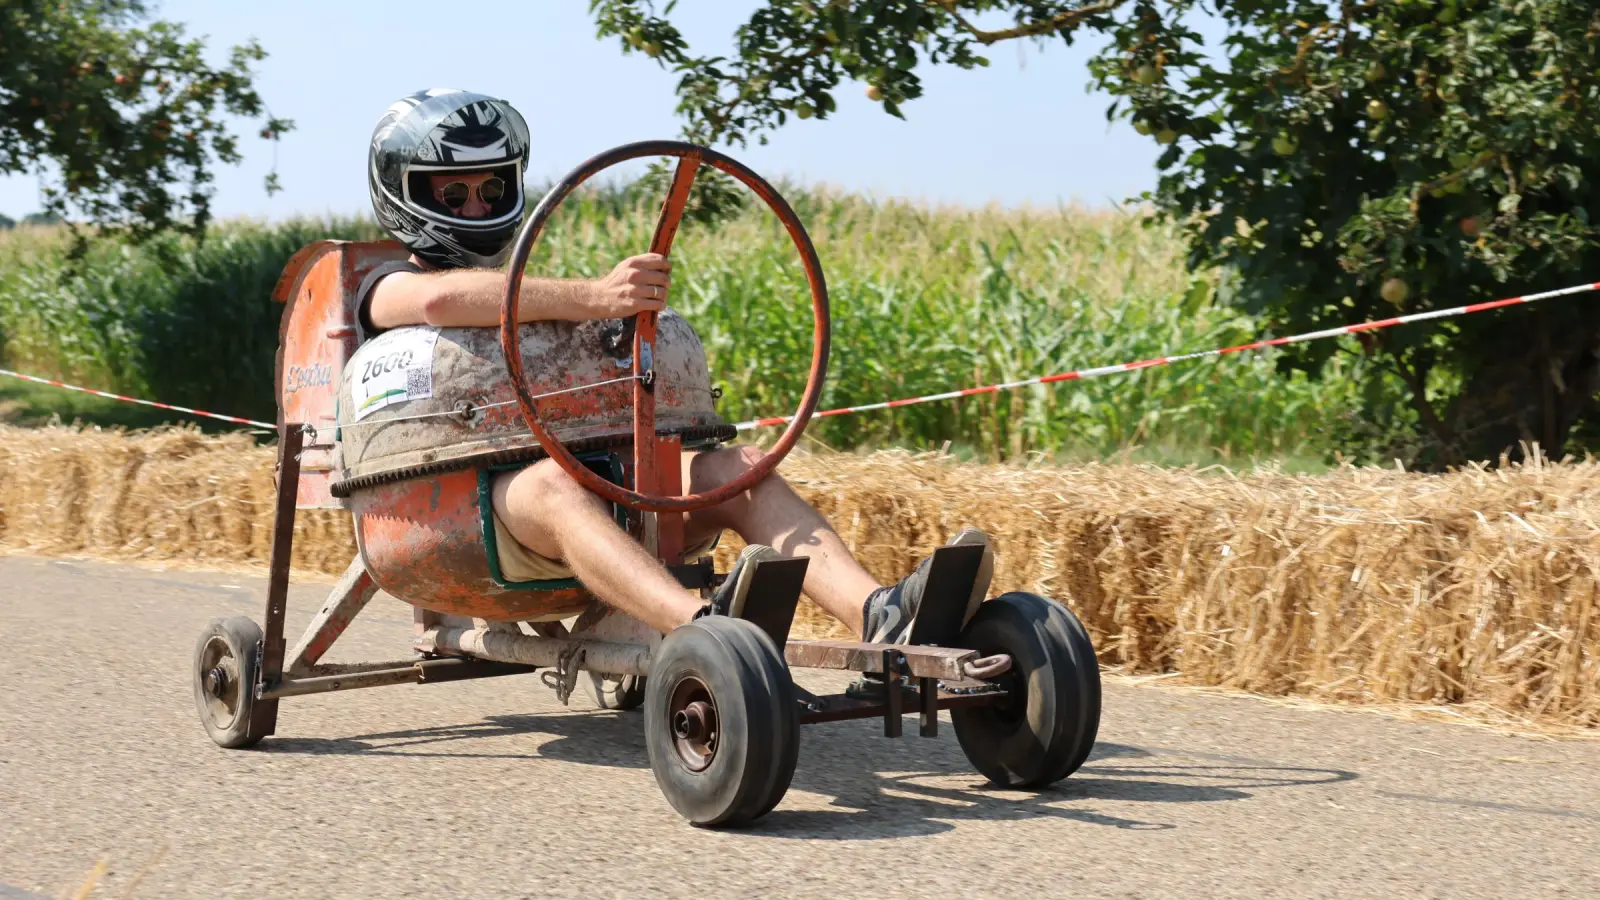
[
  {"xmin": 848, "ymin": 528, "xmax": 995, "ymax": 699},
  {"xmin": 698, "ymin": 543, "xmax": 783, "ymax": 619},
  {"xmin": 860, "ymin": 527, "xmax": 994, "ymax": 645}
]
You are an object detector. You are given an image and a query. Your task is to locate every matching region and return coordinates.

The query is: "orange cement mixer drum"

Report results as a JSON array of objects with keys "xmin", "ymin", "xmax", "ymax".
[{"xmin": 331, "ymin": 311, "xmax": 730, "ymax": 494}]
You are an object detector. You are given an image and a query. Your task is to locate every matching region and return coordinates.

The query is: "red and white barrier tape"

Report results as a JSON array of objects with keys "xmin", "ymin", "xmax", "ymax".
[
  {"xmin": 0, "ymin": 368, "xmax": 276, "ymax": 430},
  {"xmin": 733, "ymin": 280, "xmax": 1600, "ymax": 431},
  {"xmin": 3, "ymin": 279, "xmax": 1595, "ymax": 435}
]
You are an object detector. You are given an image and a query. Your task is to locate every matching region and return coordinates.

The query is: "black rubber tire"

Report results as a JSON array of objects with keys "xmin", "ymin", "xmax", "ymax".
[
  {"xmin": 951, "ymin": 592, "xmax": 1101, "ymax": 788},
  {"xmin": 193, "ymin": 616, "xmax": 267, "ymax": 750},
  {"xmin": 584, "ymin": 674, "xmax": 647, "ymax": 711},
  {"xmin": 718, "ymin": 620, "xmax": 800, "ymax": 821},
  {"xmin": 644, "ymin": 617, "xmax": 799, "ymax": 826}
]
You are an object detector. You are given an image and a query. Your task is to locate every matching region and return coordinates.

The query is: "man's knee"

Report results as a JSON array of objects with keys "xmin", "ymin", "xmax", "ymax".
[
  {"xmin": 499, "ymin": 458, "xmax": 605, "ymax": 520},
  {"xmin": 692, "ymin": 444, "xmax": 769, "ymax": 491},
  {"xmin": 687, "ymin": 444, "xmax": 788, "ymax": 530}
]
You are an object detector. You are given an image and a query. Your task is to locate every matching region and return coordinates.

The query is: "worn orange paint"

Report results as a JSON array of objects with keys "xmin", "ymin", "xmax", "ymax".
[
  {"xmin": 350, "ymin": 468, "xmax": 594, "ymax": 621},
  {"xmin": 273, "ymin": 239, "xmax": 592, "ymax": 621},
  {"xmin": 273, "ymin": 239, "xmax": 410, "ymax": 509},
  {"xmin": 654, "ymin": 434, "xmax": 685, "ymax": 564}
]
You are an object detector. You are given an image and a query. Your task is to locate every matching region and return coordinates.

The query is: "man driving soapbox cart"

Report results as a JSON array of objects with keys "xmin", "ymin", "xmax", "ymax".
[{"xmin": 192, "ymin": 91, "xmax": 1101, "ymax": 827}]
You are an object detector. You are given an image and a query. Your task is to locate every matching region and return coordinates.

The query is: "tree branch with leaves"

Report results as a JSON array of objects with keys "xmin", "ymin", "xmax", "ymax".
[
  {"xmin": 588, "ymin": 1, "xmax": 1120, "ymax": 148},
  {"xmin": 0, "ymin": 0, "xmax": 292, "ymax": 245},
  {"xmin": 592, "ymin": 0, "xmax": 1600, "ymax": 467}
]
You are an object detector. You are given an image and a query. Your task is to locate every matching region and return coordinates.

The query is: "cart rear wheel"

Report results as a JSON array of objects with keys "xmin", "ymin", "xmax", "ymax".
[
  {"xmin": 952, "ymin": 592, "xmax": 1100, "ymax": 787},
  {"xmin": 193, "ymin": 616, "xmax": 267, "ymax": 749},
  {"xmin": 644, "ymin": 617, "xmax": 799, "ymax": 826},
  {"xmin": 585, "ymin": 673, "xmax": 646, "ymax": 710}
]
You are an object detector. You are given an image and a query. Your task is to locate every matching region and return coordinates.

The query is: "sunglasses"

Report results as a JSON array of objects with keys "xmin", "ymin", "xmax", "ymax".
[{"xmin": 437, "ymin": 177, "xmax": 507, "ymax": 211}]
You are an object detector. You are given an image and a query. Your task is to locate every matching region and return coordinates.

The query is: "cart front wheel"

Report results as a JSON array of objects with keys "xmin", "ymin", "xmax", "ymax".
[
  {"xmin": 644, "ymin": 617, "xmax": 799, "ymax": 826},
  {"xmin": 193, "ymin": 616, "xmax": 267, "ymax": 749},
  {"xmin": 952, "ymin": 592, "xmax": 1101, "ymax": 787}
]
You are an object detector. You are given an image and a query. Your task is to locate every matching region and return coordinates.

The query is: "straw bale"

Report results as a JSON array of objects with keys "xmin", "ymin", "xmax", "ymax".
[{"xmin": 3, "ymin": 425, "xmax": 1596, "ymax": 729}]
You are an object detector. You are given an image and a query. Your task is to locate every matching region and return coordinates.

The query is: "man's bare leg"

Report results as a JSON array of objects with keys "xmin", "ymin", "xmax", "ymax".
[
  {"xmin": 493, "ymin": 447, "xmax": 888, "ymax": 637},
  {"xmin": 683, "ymin": 446, "xmax": 882, "ymax": 636},
  {"xmin": 491, "ymin": 460, "xmax": 702, "ymax": 633}
]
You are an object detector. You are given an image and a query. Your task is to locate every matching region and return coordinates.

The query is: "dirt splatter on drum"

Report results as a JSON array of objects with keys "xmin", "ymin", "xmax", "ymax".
[{"xmin": 332, "ymin": 311, "xmax": 732, "ymax": 494}]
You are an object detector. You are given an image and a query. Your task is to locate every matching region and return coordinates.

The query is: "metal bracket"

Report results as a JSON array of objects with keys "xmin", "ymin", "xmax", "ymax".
[
  {"xmin": 542, "ymin": 642, "xmax": 586, "ymax": 706},
  {"xmin": 906, "ymin": 544, "xmax": 987, "ymax": 646},
  {"xmin": 739, "ymin": 556, "xmax": 809, "ymax": 649},
  {"xmin": 667, "ymin": 557, "xmax": 716, "ymax": 591},
  {"xmin": 791, "ymin": 683, "xmax": 824, "ymax": 714},
  {"xmin": 453, "ymin": 397, "xmax": 488, "ymax": 427},
  {"xmin": 919, "ymin": 676, "xmax": 939, "ymax": 737},
  {"xmin": 883, "ymin": 648, "xmax": 904, "ymax": 738}
]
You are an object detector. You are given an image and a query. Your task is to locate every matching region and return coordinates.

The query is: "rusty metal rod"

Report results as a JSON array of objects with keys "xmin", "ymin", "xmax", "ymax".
[
  {"xmin": 263, "ymin": 666, "xmax": 425, "ymax": 698},
  {"xmin": 797, "ymin": 690, "xmax": 1008, "ymax": 726},
  {"xmin": 285, "ymin": 556, "xmax": 378, "ymax": 676},
  {"xmin": 250, "ymin": 422, "xmax": 304, "ymax": 735},
  {"xmin": 420, "ymin": 626, "xmax": 652, "ymax": 677},
  {"xmin": 261, "ymin": 658, "xmax": 537, "ymax": 699},
  {"xmin": 292, "ymin": 660, "xmax": 429, "ymax": 678}
]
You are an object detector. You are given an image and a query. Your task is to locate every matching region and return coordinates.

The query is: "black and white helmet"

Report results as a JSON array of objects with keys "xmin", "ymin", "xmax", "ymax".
[{"xmin": 368, "ymin": 88, "xmax": 530, "ymax": 269}]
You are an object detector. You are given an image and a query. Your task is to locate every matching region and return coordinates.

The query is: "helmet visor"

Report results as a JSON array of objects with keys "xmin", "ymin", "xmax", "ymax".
[{"xmin": 404, "ymin": 162, "xmax": 522, "ymax": 223}]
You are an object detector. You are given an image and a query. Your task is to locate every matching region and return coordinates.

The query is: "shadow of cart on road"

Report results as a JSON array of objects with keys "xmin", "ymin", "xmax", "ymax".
[{"xmin": 264, "ymin": 707, "xmax": 1358, "ymax": 839}]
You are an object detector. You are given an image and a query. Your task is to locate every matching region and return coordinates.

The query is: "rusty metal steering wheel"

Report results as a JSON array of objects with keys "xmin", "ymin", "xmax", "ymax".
[{"xmin": 500, "ymin": 141, "xmax": 830, "ymax": 514}]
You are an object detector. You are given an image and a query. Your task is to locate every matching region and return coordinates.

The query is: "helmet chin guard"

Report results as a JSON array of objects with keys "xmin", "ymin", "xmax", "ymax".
[{"xmin": 368, "ymin": 88, "xmax": 531, "ymax": 269}]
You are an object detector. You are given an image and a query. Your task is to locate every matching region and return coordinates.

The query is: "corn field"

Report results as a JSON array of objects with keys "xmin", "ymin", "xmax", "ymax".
[{"xmin": 0, "ymin": 187, "xmax": 1364, "ymax": 462}]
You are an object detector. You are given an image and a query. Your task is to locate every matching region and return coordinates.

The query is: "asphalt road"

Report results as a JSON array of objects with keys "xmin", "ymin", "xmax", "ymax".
[{"xmin": 2, "ymin": 555, "xmax": 1597, "ymax": 899}]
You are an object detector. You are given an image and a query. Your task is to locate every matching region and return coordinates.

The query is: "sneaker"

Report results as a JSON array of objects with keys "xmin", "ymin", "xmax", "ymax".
[
  {"xmin": 703, "ymin": 543, "xmax": 783, "ymax": 619},
  {"xmin": 861, "ymin": 527, "xmax": 995, "ymax": 645}
]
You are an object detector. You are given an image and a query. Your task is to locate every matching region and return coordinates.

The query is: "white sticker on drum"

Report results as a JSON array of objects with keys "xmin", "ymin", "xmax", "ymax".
[{"xmin": 351, "ymin": 327, "xmax": 440, "ymax": 421}]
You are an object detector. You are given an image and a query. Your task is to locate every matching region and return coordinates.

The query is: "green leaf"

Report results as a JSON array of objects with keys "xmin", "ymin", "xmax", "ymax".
[{"xmin": 1181, "ymin": 277, "xmax": 1211, "ymax": 317}]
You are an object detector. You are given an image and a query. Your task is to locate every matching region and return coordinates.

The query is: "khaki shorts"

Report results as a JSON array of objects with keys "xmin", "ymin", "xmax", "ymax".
[{"xmin": 490, "ymin": 508, "xmax": 720, "ymax": 584}]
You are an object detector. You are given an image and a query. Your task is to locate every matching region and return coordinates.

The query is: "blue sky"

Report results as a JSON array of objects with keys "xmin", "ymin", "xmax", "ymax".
[{"xmin": 0, "ymin": 1, "xmax": 1170, "ymax": 220}]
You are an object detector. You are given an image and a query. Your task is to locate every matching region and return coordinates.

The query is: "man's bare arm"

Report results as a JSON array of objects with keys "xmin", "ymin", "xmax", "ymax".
[{"xmin": 368, "ymin": 253, "xmax": 671, "ymax": 329}]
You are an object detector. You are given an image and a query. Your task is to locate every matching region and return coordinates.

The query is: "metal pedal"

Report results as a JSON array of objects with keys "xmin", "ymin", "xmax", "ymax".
[
  {"xmin": 736, "ymin": 556, "xmax": 809, "ymax": 650},
  {"xmin": 905, "ymin": 544, "xmax": 986, "ymax": 647}
]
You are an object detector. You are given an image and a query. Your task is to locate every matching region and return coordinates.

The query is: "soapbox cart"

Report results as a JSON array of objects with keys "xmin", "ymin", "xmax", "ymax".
[{"xmin": 191, "ymin": 141, "xmax": 1102, "ymax": 826}]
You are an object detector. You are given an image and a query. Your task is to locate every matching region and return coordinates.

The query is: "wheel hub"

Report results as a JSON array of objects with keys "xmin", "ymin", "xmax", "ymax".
[
  {"xmin": 203, "ymin": 665, "xmax": 230, "ymax": 699},
  {"xmin": 667, "ymin": 677, "xmax": 718, "ymax": 772},
  {"xmin": 673, "ymin": 700, "xmax": 716, "ymax": 741},
  {"xmin": 197, "ymin": 635, "xmax": 242, "ymax": 727}
]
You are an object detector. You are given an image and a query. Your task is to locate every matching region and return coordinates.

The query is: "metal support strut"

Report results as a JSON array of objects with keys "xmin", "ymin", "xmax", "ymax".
[
  {"xmin": 883, "ymin": 649, "xmax": 903, "ymax": 738},
  {"xmin": 251, "ymin": 422, "xmax": 304, "ymax": 737},
  {"xmin": 919, "ymin": 676, "xmax": 939, "ymax": 737}
]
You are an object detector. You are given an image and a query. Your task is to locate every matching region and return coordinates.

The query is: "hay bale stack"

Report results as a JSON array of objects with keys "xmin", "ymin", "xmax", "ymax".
[
  {"xmin": 0, "ymin": 425, "xmax": 353, "ymax": 574},
  {"xmin": 2, "ymin": 425, "xmax": 1596, "ymax": 728},
  {"xmin": 771, "ymin": 451, "xmax": 1600, "ymax": 729}
]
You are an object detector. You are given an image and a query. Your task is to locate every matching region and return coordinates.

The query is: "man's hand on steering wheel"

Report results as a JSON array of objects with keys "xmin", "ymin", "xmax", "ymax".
[{"xmin": 588, "ymin": 253, "xmax": 671, "ymax": 319}]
